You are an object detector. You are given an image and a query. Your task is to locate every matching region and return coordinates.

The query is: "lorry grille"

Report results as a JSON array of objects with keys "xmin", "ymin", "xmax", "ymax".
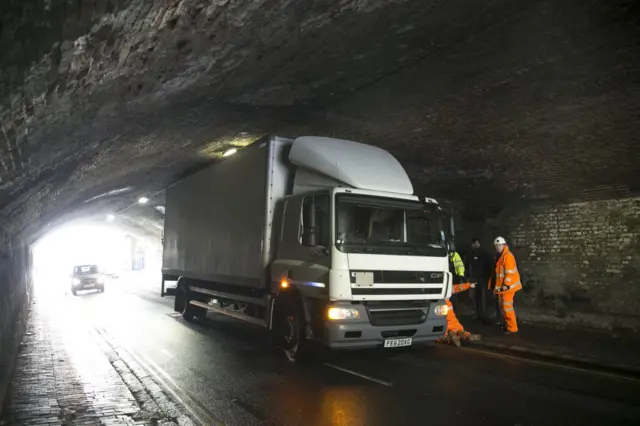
[
  {"xmin": 365, "ymin": 301, "xmax": 429, "ymax": 327},
  {"xmin": 350, "ymin": 270, "xmax": 444, "ymax": 284},
  {"xmin": 367, "ymin": 309, "xmax": 428, "ymax": 326},
  {"xmin": 351, "ymin": 288, "xmax": 441, "ymax": 296}
]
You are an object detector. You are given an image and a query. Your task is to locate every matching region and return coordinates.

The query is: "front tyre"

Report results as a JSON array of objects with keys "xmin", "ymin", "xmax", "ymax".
[{"xmin": 274, "ymin": 295, "xmax": 309, "ymax": 362}]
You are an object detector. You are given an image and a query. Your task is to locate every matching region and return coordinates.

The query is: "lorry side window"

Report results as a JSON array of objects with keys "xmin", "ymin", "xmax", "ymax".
[{"xmin": 300, "ymin": 194, "xmax": 330, "ymax": 247}]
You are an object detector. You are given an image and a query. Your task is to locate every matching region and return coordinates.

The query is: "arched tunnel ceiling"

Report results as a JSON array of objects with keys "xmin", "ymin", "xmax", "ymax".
[{"xmin": 1, "ymin": 0, "xmax": 638, "ymax": 243}]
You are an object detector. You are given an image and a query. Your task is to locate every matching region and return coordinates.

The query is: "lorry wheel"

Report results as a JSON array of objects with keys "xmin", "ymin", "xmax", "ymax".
[
  {"xmin": 275, "ymin": 296, "xmax": 309, "ymax": 362},
  {"xmin": 176, "ymin": 283, "xmax": 207, "ymax": 322},
  {"xmin": 177, "ymin": 286, "xmax": 195, "ymax": 321},
  {"xmin": 71, "ymin": 289, "xmax": 77, "ymax": 296}
]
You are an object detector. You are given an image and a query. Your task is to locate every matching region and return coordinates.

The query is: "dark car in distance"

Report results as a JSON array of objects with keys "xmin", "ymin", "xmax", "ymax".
[{"xmin": 71, "ymin": 264, "xmax": 106, "ymax": 295}]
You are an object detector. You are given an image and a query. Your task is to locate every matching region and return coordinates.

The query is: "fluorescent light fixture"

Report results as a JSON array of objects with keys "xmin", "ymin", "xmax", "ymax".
[
  {"xmin": 106, "ymin": 214, "xmax": 115, "ymax": 222},
  {"xmin": 138, "ymin": 197, "xmax": 149, "ymax": 204},
  {"xmin": 223, "ymin": 148, "xmax": 237, "ymax": 157}
]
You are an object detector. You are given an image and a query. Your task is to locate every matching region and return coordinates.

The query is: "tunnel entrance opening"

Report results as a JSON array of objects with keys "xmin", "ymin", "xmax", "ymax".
[{"xmin": 31, "ymin": 219, "xmax": 163, "ymax": 299}]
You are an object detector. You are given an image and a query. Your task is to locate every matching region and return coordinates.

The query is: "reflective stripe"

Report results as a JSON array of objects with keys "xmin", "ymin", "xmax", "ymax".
[
  {"xmin": 503, "ymin": 301, "xmax": 513, "ymax": 306},
  {"xmin": 505, "ymin": 269, "xmax": 518, "ymax": 273},
  {"xmin": 497, "ymin": 273, "xmax": 505, "ymax": 277},
  {"xmin": 504, "ymin": 277, "xmax": 512, "ymax": 283},
  {"xmin": 504, "ymin": 307, "xmax": 514, "ymax": 313},
  {"xmin": 507, "ymin": 282, "xmax": 521, "ymax": 289}
]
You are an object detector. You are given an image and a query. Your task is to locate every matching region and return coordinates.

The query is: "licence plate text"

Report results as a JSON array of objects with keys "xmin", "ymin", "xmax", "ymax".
[{"xmin": 384, "ymin": 338, "xmax": 412, "ymax": 348}]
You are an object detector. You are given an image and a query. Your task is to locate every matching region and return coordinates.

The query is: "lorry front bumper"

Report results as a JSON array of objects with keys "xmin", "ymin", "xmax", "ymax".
[{"xmin": 323, "ymin": 301, "xmax": 447, "ymax": 349}]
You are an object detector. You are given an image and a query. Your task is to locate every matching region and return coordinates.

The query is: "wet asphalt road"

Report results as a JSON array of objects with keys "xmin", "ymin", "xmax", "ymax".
[{"xmin": 42, "ymin": 273, "xmax": 640, "ymax": 426}]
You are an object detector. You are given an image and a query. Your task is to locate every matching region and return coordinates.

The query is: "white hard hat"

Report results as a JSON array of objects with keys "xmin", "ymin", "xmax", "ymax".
[{"xmin": 494, "ymin": 236, "xmax": 507, "ymax": 245}]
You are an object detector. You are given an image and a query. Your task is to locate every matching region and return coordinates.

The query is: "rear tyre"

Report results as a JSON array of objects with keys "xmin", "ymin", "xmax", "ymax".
[
  {"xmin": 176, "ymin": 280, "xmax": 206, "ymax": 322},
  {"xmin": 98, "ymin": 285, "xmax": 105, "ymax": 293},
  {"xmin": 71, "ymin": 289, "xmax": 77, "ymax": 296},
  {"xmin": 177, "ymin": 285, "xmax": 195, "ymax": 321}
]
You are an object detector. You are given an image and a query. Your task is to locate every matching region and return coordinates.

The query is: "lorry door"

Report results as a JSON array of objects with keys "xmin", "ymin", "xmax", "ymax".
[{"xmin": 271, "ymin": 192, "xmax": 331, "ymax": 299}]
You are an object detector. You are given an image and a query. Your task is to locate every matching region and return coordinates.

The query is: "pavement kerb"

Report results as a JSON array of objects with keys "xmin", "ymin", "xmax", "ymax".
[{"xmin": 471, "ymin": 339, "xmax": 640, "ymax": 377}]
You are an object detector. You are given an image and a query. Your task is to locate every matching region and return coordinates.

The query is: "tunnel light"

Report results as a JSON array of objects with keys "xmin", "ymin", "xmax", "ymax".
[
  {"xmin": 106, "ymin": 214, "xmax": 115, "ymax": 222},
  {"xmin": 138, "ymin": 197, "xmax": 149, "ymax": 204},
  {"xmin": 223, "ymin": 148, "xmax": 237, "ymax": 157}
]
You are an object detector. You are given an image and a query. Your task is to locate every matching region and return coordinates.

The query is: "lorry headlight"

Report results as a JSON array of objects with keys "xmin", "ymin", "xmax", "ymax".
[
  {"xmin": 72, "ymin": 278, "xmax": 80, "ymax": 285},
  {"xmin": 327, "ymin": 307, "xmax": 360, "ymax": 320},
  {"xmin": 434, "ymin": 304, "xmax": 449, "ymax": 316}
]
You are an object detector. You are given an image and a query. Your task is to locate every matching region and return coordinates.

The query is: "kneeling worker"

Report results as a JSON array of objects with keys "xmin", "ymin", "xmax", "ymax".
[{"xmin": 438, "ymin": 250, "xmax": 482, "ymax": 347}]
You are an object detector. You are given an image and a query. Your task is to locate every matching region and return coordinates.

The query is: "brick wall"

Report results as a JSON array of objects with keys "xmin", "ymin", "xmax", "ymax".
[
  {"xmin": 465, "ymin": 196, "xmax": 640, "ymax": 331},
  {"xmin": 0, "ymin": 239, "xmax": 32, "ymax": 413}
]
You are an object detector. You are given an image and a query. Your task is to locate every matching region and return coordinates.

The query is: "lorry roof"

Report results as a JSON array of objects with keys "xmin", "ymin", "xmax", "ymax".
[{"xmin": 289, "ymin": 136, "xmax": 414, "ymax": 195}]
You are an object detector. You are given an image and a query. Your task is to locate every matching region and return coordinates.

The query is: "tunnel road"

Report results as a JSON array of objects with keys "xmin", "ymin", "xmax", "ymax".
[{"xmin": 25, "ymin": 274, "xmax": 640, "ymax": 426}]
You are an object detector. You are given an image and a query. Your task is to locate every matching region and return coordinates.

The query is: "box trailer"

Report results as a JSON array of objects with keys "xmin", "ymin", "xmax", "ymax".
[{"xmin": 162, "ymin": 135, "xmax": 452, "ymax": 360}]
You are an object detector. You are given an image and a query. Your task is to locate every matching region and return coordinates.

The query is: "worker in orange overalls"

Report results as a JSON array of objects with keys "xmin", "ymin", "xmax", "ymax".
[
  {"xmin": 437, "ymin": 252, "xmax": 482, "ymax": 347},
  {"xmin": 491, "ymin": 237, "xmax": 523, "ymax": 334}
]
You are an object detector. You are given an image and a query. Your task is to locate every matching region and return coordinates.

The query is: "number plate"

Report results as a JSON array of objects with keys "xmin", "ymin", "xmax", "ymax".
[
  {"xmin": 383, "ymin": 338, "xmax": 412, "ymax": 348},
  {"xmin": 84, "ymin": 284, "xmax": 95, "ymax": 289},
  {"xmin": 354, "ymin": 272, "xmax": 374, "ymax": 286}
]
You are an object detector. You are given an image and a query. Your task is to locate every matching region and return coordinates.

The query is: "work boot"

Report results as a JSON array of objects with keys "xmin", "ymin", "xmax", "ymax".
[
  {"xmin": 466, "ymin": 333, "xmax": 481, "ymax": 342},
  {"xmin": 449, "ymin": 333, "xmax": 462, "ymax": 347}
]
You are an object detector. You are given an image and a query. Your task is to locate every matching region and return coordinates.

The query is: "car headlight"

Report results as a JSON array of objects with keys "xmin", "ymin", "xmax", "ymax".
[
  {"xmin": 72, "ymin": 278, "xmax": 81, "ymax": 285},
  {"xmin": 327, "ymin": 307, "xmax": 360, "ymax": 320},
  {"xmin": 434, "ymin": 304, "xmax": 449, "ymax": 316}
]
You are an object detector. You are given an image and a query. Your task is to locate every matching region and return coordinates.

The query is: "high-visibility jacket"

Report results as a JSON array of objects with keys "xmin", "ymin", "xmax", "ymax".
[
  {"xmin": 491, "ymin": 246, "xmax": 522, "ymax": 294},
  {"xmin": 452, "ymin": 282, "xmax": 472, "ymax": 294},
  {"xmin": 449, "ymin": 252, "xmax": 465, "ymax": 277}
]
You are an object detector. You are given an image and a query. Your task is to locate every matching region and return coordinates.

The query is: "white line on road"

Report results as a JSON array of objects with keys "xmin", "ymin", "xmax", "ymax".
[
  {"xmin": 323, "ymin": 363, "xmax": 393, "ymax": 386},
  {"xmin": 462, "ymin": 347, "xmax": 640, "ymax": 384},
  {"xmin": 159, "ymin": 348, "xmax": 175, "ymax": 359},
  {"xmin": 96, "ymin": 327, "xmax": 223, "ymax": 425}
]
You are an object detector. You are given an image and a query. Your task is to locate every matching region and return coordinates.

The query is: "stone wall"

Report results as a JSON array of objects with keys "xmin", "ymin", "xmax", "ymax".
[
  {"xmin": 0, "ymin": 237, "xmax": 32, "ymax": 413},
  {"xmin": 460, "ymin": 196, "xmax": 640, "ymax": 331}
]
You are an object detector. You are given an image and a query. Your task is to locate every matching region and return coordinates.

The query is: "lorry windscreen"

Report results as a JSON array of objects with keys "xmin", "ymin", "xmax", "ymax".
[{"xmin": 335, "ymin": 194, "xmax": 447, "ymax": 256}]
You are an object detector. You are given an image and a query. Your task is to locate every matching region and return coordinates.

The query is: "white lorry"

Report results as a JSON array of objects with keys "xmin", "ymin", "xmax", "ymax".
[{"xmin": 161, "ymin": 135, "xmax": 452, "ymax": 360}]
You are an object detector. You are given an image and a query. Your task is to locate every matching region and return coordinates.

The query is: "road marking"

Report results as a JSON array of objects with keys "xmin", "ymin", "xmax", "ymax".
[
  {"xmin": 159, "ymin": 348, "xmax": 174, "ymax": 359},
  {"xmin": 462, "ymin": 347, "xmax": 640, "ymax": 384},
  {"xmin": 323, "ymin": 363, "xmax": 393, "ymax": 386},
  {"xmin": 96, "ymin": 328, "xmax": 223, "ymax": 426}
]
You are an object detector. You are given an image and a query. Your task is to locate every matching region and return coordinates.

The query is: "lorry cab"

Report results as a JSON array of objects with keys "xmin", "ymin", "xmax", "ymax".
[{"xmin": 271, "ymin": 187, "xmax": 451, "ymax": 352}]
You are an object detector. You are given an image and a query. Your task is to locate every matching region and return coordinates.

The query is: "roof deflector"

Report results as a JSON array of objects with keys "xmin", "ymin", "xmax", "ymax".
[{"xmin": 288, "ymin": 136, "xmax": 413, "ymax": 195}]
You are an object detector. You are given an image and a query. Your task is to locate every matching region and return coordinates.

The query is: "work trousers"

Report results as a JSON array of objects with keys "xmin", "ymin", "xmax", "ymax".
[
  {"xmin": 498, "ymin": 291, "xmax": 518, "ymax": 332},
  {"xmin": 445, "ymin": 299, "xmax": 464, "ymax": 333},
  {"xmin": 471, "ymin": 279, "xmax": 490, "ymax": 319}
]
